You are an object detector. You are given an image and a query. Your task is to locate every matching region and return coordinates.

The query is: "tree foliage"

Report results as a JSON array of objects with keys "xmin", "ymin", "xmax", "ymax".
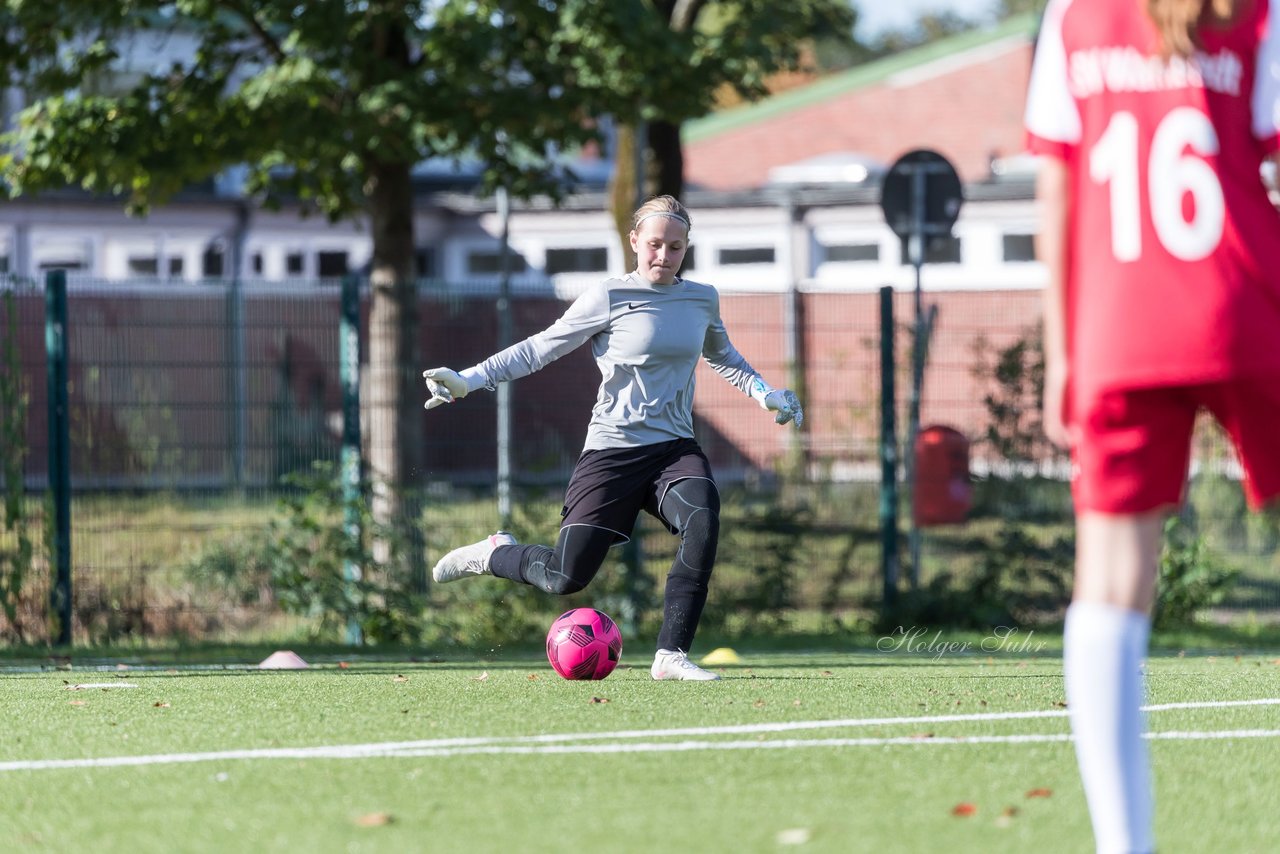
[{"xmin": 1, "ymin": 1, "xmax": 682, "ymax": 212}]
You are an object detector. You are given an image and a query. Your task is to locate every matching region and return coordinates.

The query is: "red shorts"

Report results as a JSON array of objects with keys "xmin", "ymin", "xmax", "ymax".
[{"xmin": 1073, "ymin": 379, "xmax": 1280, "ymax": 514}]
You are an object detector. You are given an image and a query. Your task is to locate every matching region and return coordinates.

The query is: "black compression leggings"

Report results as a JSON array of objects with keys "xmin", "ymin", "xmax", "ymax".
[{"xmin": 488, "ymin": 477, "xmax": 720, "ymax": 652}]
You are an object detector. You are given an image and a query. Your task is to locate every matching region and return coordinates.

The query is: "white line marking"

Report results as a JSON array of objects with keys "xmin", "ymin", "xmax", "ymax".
[
  {"xmin": 389, "ymin": 729, "xmax": 1280, "ymax": 758},
  {"xmin": 2, "ymin": 698, "xmax": 1276, "ymax": 772}
]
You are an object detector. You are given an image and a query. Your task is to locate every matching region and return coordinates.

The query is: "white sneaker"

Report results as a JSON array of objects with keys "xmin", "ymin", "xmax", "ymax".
[
  {"xmin": 431, "ymin": 532, "xmax": 517, "ymax": 583},
  {"xmin": 650, "ymin": 649, "xmax": 721, "ymax": 681}
]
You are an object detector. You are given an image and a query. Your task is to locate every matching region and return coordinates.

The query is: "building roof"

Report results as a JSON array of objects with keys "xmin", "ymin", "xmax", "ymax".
[
  {"xmin": 684, "ymin": 13, "xmax": 1040, "ymax": 143},
  {"xmin": 682, "ymin": 13, "xmax": 1042, "ymax": 191}
]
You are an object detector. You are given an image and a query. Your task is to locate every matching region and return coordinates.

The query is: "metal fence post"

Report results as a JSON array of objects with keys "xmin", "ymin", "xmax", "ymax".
[
  {"xmin": 340, "ymin": 275, "xmax": 363, "ymax": 646},
  {"xmin": 879, "ymin": 285, "xmax": 899, "ymax": 614},
  {"xmin": 496, "ymin": 187, "xmax": 513, "ymax": 528},
  {"xmin": 45, "ymin": 270, "xmax": 72, "ymax": 645}
]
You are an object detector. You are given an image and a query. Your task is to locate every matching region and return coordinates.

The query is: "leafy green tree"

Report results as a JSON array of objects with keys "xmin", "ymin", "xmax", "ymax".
[
  {"xmin": 604, "ymin": 0, "xmax": 854, "ymax": 265},
  {"xmin": 0, "ymin": 0, "xmax": 673, "ymax": 580}
]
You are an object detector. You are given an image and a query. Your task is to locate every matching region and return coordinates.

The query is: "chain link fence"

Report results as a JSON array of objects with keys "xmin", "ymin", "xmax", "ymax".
[{"xmin": 1, "ymin": 274, "xmax": 1275, "ymax": 646}]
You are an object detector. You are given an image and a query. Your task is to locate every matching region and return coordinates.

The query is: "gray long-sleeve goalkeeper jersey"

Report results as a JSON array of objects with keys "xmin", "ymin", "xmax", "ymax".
[{"xmin": 459, "ymin": 273, "xmax": 763, "ymax": 450}]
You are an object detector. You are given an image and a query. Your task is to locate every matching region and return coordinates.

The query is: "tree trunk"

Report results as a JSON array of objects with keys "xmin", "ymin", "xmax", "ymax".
[
  {"xmin": 366, "ymin": 158, "xmax": 425, "ymax": 588},
  {"xmin": 607, "ymin": 121, "xmax": 643, "ymax": 271},
  {"xmin": 646, "ymin": 119, "xmax": 684, "ymax": 199}
]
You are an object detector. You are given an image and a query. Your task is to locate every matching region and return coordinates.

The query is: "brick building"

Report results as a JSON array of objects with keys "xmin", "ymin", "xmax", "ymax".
[{"xmin": 683, "ymin": 14, "xmax": 1039, "ymax": 190}]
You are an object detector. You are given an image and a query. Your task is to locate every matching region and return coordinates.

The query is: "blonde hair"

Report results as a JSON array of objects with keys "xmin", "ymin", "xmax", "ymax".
[
  {"xmin": 1147, "ymin": 0, "xmax": 1240, "ymax": 58},
  {"xmin": 631, "ymin": 195, "xmax": 691, "ymax": 233}
]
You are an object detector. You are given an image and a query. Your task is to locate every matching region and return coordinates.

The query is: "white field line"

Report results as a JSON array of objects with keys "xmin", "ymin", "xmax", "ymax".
[{"xmin": 2, "ymin": 698, "xmax": 1277, "ymax": 773}]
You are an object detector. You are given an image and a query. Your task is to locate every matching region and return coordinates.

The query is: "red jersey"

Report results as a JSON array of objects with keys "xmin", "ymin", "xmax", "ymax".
[{"xmin": 1025, "ymin": 0, "xmax": 1280, "ymax": 405}]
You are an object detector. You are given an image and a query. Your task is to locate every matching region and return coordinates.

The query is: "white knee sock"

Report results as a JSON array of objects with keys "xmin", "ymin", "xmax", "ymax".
[{"xmin": 1063, "ymin": 602, "xmax": 1154, "ymax": 854}]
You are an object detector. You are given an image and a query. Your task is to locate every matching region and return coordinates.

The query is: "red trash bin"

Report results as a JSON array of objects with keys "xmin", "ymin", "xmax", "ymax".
[{"xmin": 913, "ymin": 425, "xmax": 972, "ymax": 526}]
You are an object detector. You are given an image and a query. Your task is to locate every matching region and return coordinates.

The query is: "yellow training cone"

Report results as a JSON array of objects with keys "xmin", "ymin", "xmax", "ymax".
[{"xmin": 700, "ymin": 647, "xmax": 742, "ymax": 666}]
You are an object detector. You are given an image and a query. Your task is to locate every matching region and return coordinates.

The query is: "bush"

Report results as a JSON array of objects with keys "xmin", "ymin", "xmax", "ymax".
[
  {"xmin": 880, "ymin": 524, "xmax": 1072, "ymax": 631},
  {"xmin": 184, "ymin": 463, "xmax": 425, "ymax": 644},
  {"xmin": 1156, "ymin": 517, "xmax": 1240, "ymax": 629}
]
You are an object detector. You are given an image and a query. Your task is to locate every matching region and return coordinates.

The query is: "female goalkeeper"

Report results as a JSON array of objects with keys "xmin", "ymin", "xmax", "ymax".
[{"xmin": 422, "ymin": 195, "xmax": 803, "ymax": 681}]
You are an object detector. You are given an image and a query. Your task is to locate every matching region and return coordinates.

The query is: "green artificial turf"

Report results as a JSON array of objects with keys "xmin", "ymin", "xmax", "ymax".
[{"xmin": 0, "ymin": 650, "xmax": 1276, "ymax": 853}]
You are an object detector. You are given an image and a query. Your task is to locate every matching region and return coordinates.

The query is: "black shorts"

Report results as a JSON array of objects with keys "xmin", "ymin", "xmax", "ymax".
[{"xmin": 561, "ymin": 438, "xmax": 715, "ymax": 544}]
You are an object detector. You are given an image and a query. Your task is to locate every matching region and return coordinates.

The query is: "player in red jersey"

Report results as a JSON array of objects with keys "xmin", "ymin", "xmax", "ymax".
[{"xmin": 1026, "ymin": 0, "xmax": 1280, "ymax": 851}]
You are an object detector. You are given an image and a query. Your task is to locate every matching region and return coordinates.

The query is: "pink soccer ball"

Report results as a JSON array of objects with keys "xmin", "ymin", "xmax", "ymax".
[{"xmin": 545, "ymin": 607, "xmax": 623, "ymax": 680}]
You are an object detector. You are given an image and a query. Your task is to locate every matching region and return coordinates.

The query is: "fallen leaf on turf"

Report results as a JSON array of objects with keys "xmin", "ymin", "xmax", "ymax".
[
  {"xmin": 1025, "ymin": 788, "xmax": 1053, "ymax": 799},
  {"xmin": 910, "ymin": 732, "xmax": 934, "ymax": 740},
  {"xmin": 473, "ymin": 672, "xmax": 489, "ymax": 681},
  {"xmin": 753, "ymin": 700, "xmax": 766, "ymax": 708},
  {"xmin": 338, "ymin": 661, "xmax": 350, "ymax": 669},
  {"xmin": 354, "ymin": 812, "xmax": 393, "ymax": 827},
  {"xmin": 819, "ymin": 670, "xmax": 833, "ymax": 677},
  {"xmin": 590, "ymin": 697, "xmax": 610, "ymax": 704},
  {"xmin": 527, "ymin": 673, "xmax": 539, "ymax": 681},
  {"xmin": 792, "ymin": 700, "xmax": 802, "ymax": 707},
  {"xmin": 153, "ymin": 702, "xmax": 170, "ymax": 708},
  {"xmin": 68, "ymin": 700, "xmax": 86, "ymax": 706},
  {"xmin": 951, "ymin": 803, "xmax": 977, "ymax": 817},
  {"xmin": 1002, "ymin": 806, "xmax": 1020, "ymax": 817},
  {"xmin": 1054, "ymin": 701, "xmax": 1068, "ymax": 708},
  {"xmin": 392, "ymin": 675, "xmax": 408, "ymax": 683}
]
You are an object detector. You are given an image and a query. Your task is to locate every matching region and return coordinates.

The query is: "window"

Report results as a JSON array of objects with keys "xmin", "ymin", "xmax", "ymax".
[
  {"xmin": 38, "ymin": 259, "xmax": 87, "ymax": 272},
  {"xmin": 823, "ymin": 242, "xmax": 880, "ymax": 263},
  {"xmin": 899, "ymin": 235, "xmax": 961, "ymax": 265},
  {"xmin": 285, "ymin": 252, "xmax": 305, "ymax": 276},
  {"xmin": 414, "ymin": 247, "xmax": 436, "ymax": 277},
  {"xmin": 925, "ymin": 236, "xmax": 961, "ymax": 263},
  {"xmin": 168, "ymin": 257, "xmax": 183, "ymax": 277},
  {"xmin": 718, "ymin": 247, "xmax": 775, "ymax": 265},
  {"xmin": 317, "ymin": 250, "xmax": 349, "ymax": 278},
  {"xmin": 202, "ymin": 245, "xmax": 225, "ymax": 278},
  {"xmin": 545, "ymin": 247, "xmax": 608, "ymax": 275},
  {"xmin": 467, "ymin": 249, "xmax": 529, "ymax": 275},
  {"xmin": 251, "ymin": 253, "xmax": 264, "ymax": 275},
  {"xmin": 128, "ymin": 257, "xmax": 159, "ymax": 276},
  {"xmin": 0, "ymin": 255, "xmax": 8, "ymax": 274},
  {"xmin": 1002, "ymin": 234, "xmax": 1037, "ymax": 262}
]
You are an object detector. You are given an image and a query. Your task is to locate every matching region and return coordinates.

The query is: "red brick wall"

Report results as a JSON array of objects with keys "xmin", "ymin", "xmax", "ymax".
[
  {"xmin": 685, "ymin": 40, "xmax": 1035, "ymax": 190},
  {"xmin": 11, "ymin": 287, "xmax": 1045, "ymax": 488}
]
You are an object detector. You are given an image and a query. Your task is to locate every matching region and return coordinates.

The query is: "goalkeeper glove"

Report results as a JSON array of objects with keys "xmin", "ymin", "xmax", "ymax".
[
  {"xmin": 749, "ymin": 377, "xmax": 804, "ymax": 429},
  {"xmin": 423, "ymin": 367, "xmax": 472, "ymax": 410}
]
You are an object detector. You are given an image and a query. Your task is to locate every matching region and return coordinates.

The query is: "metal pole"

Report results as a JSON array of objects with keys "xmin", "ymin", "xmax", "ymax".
[
  {"xmin": 227, "ymin": 203, "xmax": 249, "ymax": 490},
  {"xmin": 906, "ymin": 169, "xmax": 927, "ymax": 589},
  {"xmin": 496, "ymin": 187, "xmax": 513, "ymax": 528},
  {"xmin": 783, "ymin": 192, "xmax": 806, "ymax": 474},
  {"xmin": 878, "ymin": 285, "xmax": 899, "ymax": 613},
  {"xmin": 44, "ymin": 270, "xmax": 71, "ymax": 646},
  {"xmin": 340, "ymin": 274, "xmax": 363, "ymax": 646}
]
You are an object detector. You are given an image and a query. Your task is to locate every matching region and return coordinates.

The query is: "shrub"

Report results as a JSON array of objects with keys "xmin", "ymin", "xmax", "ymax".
[{"xmin": 1156, "ymin": 517, "xmax": 1239, "ymax": 629}]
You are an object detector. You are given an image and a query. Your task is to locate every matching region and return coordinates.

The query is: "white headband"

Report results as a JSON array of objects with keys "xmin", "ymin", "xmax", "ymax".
[{"xmin": 635, "ymin": 211, "xmax": 690, "ymax": 231}]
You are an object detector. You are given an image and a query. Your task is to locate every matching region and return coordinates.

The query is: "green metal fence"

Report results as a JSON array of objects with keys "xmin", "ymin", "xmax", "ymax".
[{"xmin": 1, "ymin": 272, "xmax": 1275, "ymax": 647}]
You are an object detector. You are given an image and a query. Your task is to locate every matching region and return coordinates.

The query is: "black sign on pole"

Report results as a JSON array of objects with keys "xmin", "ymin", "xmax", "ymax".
[
  {"xmin": 879, "ymin": 148, "xmax": 963, "ymax": 264},
  {"xmin": 878, "ymin": 149, "xmax": 963, "ymax": 591}
]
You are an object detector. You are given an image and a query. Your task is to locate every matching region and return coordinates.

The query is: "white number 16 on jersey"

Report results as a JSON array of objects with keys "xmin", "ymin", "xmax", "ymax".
[{"xmin": 1090, "ymin": 107, "xmax": 1225, "ymax": 262}]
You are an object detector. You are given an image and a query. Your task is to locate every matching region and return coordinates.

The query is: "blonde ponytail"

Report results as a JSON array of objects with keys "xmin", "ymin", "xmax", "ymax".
[{"xmin": 1147, "ymin": 0, "xmax": 1240, "ymax": 58}]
